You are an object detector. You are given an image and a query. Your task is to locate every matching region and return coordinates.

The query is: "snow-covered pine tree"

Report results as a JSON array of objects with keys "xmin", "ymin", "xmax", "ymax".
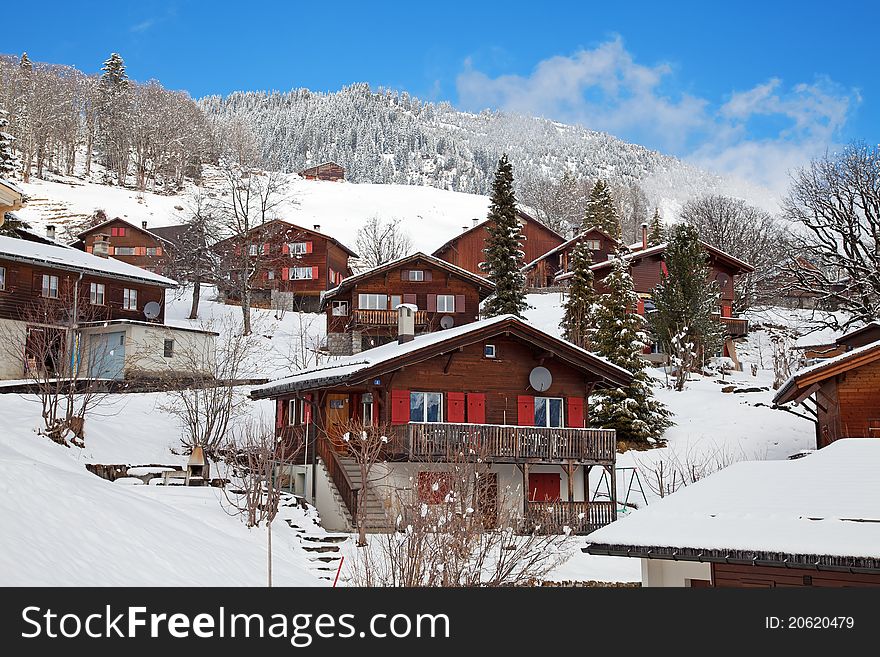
[
  {"xmin": 100, "ymin": 53, "xmax": 129, "ymax": 89},
  {"xmin": 19, "ymin": 52, "xmax": 32, "ymax": 72},
  {"xmin": 647, "ymin": 208, "xmax": 664, "ymax": 246},
  {"xmin": 590, "ymin": 251, "xmax": 672, "ymax": 444},
  {"xmin": 649, "ymin": 224, "xmax": 724, "ymax": 391},
  {"xmin": 0, "ymin": 109, "xmax": 20, "ymax": 178},
  {"xmin": 560, "ymin": 240, "xmax": 597, "ymax": 348},
  {"xmin": 582, "ymin": 179, "xmax": 621, "ymax": 238},
  {"xmin": 482, "ymin": 154, "xmax": 529, "ymax": 318}
]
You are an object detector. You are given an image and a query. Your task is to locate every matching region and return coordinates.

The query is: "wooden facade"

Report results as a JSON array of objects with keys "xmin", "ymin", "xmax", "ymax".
[
  {"xmin": 433, "ymin": 211, "xmax": 566, "ymax": 277},
  {"xmin": 0, "ymin": 178, "xmax": 24, "ymax": 214},
  {"xmin": 214, "ymin": 219, "xmax": 357, "ymax": 311},
  {"xmin": 523, "ymin": 228, "xmax": 619, "ymax": 289},
  {"xmin": 72, "ymin": 218, "xmax": 173, "ymax": 275},
  {"xmin": 711, "ymin": 563, "xmax": 880, "ymax": 587},
  {"xmin": 321, "ymin": 253, "xmax": 495, "ymax": 354},
  {"xmin": 298, "ymin": 162, "xmax": 345, "ymax": 182}
]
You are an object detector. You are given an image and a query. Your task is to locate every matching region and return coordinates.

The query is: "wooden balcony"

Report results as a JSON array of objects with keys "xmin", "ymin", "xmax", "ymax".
[
  {"xmin": 394, "ymin": 422, "xmax": 617, "ymax": 464},
  {"xmin": 712, "ymin": 314, "xmax": 749, "ymax": 337},
  {"xmin": 523, "ymin": 500, "xmax": 616, "ymax": 534},
  {"xmin": 351, "ymin": 309, "xmax": 428, "ymax": 326}
]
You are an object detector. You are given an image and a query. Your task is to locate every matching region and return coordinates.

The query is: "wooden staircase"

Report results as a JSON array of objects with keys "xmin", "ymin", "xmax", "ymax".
[{"xmin": 336, "ymin": 455, "xmax": 393, "ymax": 532}]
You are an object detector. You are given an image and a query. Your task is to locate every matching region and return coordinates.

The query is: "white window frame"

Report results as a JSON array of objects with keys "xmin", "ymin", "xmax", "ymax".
[
  {"xmin": 0, "ymin": 266, "xmax": 5, "ymax": 291},
  {"xmin": 146, "ymin": 247, "xmax": 159, "ymax": 256},
  {"xmin": 408, "ymin": 270, "xmax": 425, "ymax": 281},
  {"xmin": 410, "ymin": 391, "xmax": 443, "ymax": 423},
  {"xmin": 358, "ymin": 293, "xmax": 388, "ymax": 310},
  {"xmin": 484, "ymin": 344, "xmax": 496, "ymax": 359},
  {"xmin": 290, "ymin": 267, "xmax": 313, "ymax": 280},
  {"xmin": 585, "ymin": 239, "xmax": 601, "ymax": 251},
  {"xmin": 332, "ymin": 301, "xmax": 349, "ymax": 316},
  {"xmin": 288, "ymin": 242, "xmax": 308, "ymax": 255},
  {"xmin": 42, "ymin": 274, "xmax": 59, "ymax": 299},
  {"xmin": 90, "ymin": 282, "xmax": 105, "ymax": 306},
  {"xmin": 436, "ymin": 294, "xmax": 455, "ymax": 312},
  {"xmin": 390, "ymin": 294, "xmax": 402, "ymax": 309},
  {"xmin": 288, "ymin": 399, "xmax": 305, "ymax": 426},
  {"xmin": 267, "ymin": 270, "xmax": 275, "ymax": 280},
  {"xmin": 534, "ymin": 397, "xmax": 564, "ymax": 428},
  {"xmin": 123, "ymin": 288, "xmax": 138, "ymax": 311},
  {"xmin": 248, "ymin": 244, "xmax": 259, "ymax": 256},
  {"xmin": 361, "ymin": 393, "xmax": 374, "ymax": 427},
  {"xmin": 113, "ymin": 246, "xmax": 136, "ymax": 256}
]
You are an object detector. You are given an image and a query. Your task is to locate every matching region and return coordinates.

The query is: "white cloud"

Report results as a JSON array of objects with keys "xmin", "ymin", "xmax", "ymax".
[
  {"xmin": 455, "ymin": 39, "xmax": 860, "ymax": 197},
  {"xmin": 130, "ymin": 19, "xmax": 156, "ymax": 33}
]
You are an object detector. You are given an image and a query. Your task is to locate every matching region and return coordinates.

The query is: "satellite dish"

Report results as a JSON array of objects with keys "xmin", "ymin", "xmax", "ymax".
[
  {"xmin": 143, "ymin": 301, "xmax": 162, "ymax": 320},
  {"xmin": 529, "ymin": 366, "xmax": 553, "ymax": 392},
  {"xmin": 440, "ymin": 315, "xmax": 455, "ymax": 329}
]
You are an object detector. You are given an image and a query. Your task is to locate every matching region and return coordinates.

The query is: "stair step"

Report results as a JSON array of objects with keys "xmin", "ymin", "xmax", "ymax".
[
  {"xmin": 302, "ymin": 545, "xmax": 341, "ymax": 553},
  {"xmin": 302, "ymin": 535, "xmax": 349, "ymax": 544}
]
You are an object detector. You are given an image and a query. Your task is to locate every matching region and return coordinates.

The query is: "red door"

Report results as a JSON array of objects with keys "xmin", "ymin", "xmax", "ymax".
[{"xmin": 528, "ymin": 473, "xmax": 561, "ymax": 502}]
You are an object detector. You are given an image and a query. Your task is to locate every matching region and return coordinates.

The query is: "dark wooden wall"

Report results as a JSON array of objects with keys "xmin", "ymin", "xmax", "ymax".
[
  {"xmin": 527, "ymin": 231, "xmax": 618, "ymax": 288},
  {"xmin": 818, "ymin": 360, "xmax": 880, "ymax": 446},
  {"xmin": 78, "ymin": 219, "xmax": 170, "ymax": 274},
  {"xmin": 299, "ymin": 162, "xmax": 345, "ymax": 181},
  {"xmin": 712, "ymin": 562, "xmax": 880, "ymax": 587}
]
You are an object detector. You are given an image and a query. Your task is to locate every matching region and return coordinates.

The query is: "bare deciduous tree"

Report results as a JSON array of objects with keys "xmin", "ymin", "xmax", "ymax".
[
  {"xmin": 353, "ymin": 215, "xmax": 413, "ymax": 272},
  {"xmin": 636, "ymin": 442, "xmax": 747, "ymax": 499}
]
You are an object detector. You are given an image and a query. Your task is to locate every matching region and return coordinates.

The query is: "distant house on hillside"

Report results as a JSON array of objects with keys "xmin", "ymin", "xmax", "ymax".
[
  {"xmin": 795, "ymin": 321, "xmax": 880, "ymax": 363},
  {"xmin": 433, "ymin": 210, "xmax": 565, "ymax": 277},
  {"xmin": 320, "ymin": 252, "xmax": 496, "ymax": 355},
  {"xmin": 213, "ymin": 219, "xmax": 357, "ymax": 312},
  {"xmin": 71, "ymin": 217, "xmax": 175, "ymax": 276},
  {"xmin": 298, "ymin": 162, "xmax": 345, "ymax": 182},
  {"xmin": 522, "ymin": 227, "xmax": 620, "ymax": 290},
  {"xmin": 584, "ymin": 439, "xmax": 880, "ymax": 587}
]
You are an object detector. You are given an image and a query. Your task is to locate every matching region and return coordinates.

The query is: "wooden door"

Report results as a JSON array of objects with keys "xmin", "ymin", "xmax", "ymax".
[
  {"xmin": 325, "ymin": 393, "xmax": 350, "ymax": 447},
  {"xmin": 529, "ymin": 472, "xmax": 561, "ymax": 501}
]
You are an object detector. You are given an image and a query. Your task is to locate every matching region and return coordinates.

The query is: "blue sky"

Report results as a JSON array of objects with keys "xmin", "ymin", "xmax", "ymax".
[{"xmin": 6, "ymin": 1, "xmax": 878, "ymax": 192}]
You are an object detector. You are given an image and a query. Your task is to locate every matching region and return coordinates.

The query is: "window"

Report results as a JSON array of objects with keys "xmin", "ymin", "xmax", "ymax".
[
  {"xmin": 146, "ymin": 247, "xmax": 160, "ymax": 256},
  {"xmin": 288, "ymin": 399, "xmax": 305, "ymax": 426},
  {"xmin": 90, "ymin": 282, "xmax": 105, "ymax": 305},
  {"xmin": 41, "ymin": 274, "xmax": 59, "ymax": 299},
  {"xmin": 288, "ymin": 242, "xmax": 308, "ymax": 255},
  {"xmin": 163, "ymin": 339, "xmax": 174, "ymax": 358},
  {"xmin": 290, "ymin": 267, "xmax": 313, "ymax": 280},
  {"xmin": 123, "ymin": 288, "xmax": 138, "ymax": 310},
  {"xmin": 390, "ymin": 295, "xmax": 402, "ymax": 309},
  {"xmin": 113, "ymin": 247, "xmax": 136, "ymax": 256},
  {"xmin": 585, "ymin": 239, "xmax": 601, "ymax": 251},
  {"xmin": 408, "ymin": 270, "xmax": 425, "ymax": 281},
  {"xmin": 361, "ymin": 393, "xmax": 374, "ymax": 426},
  {"xmin": 436, "ymin": 295, "xmax": 455, "ymax": 312},
  {"xmin": 248, "ymin": 244, "xmax": 259, "ymax": 256},
  {"xmin": 410, "ymin": 392, "xmax": 443, "ymax": 423},
  {"xmin": 110, "ymin": 226, "xmax": 126, "ymax": 237},
  {"xmin": 484, "ymin": 344, "xmax": 496, "ymax": 358},
  {"xmin": 332, "ymin": 301, "xmax": 349, "ymax": 316},
  {"xmin": 267, "ymin": 270, "xmax": 275, "ymax": 280},
  {"xmin": 0, "ymin": 266, "xmax": 5, "ymax": 290},
  {"xmin": 358, "ymin": 293, "xmax": 388, "ymax": 310},
  {"xmin": 534, "ymin": 397, "xmax": 563, "ymax": 428}
]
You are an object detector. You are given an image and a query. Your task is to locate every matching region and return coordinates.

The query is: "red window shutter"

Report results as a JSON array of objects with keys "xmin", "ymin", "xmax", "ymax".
[
  {"xmin": 517, "ymin": 395, "xmax": 535, "ymax": 426},
  {"xmin": 282, "ymin": 243, "xmax": 289, "ymax": 255},
  {"xmin": 107, "ymin": 246, "xmax": 115, "ymax": 255},
  {"xmin": 567, "ymin": 397, "xmax": 584, "ymax": 428},
  {"xmin": 119, "ymin": 227, "xmax": 126, "ymax": 236},
  {"xmin": 529, "ymin": 473, "xmax": 561, "ymax": 502},
  {"xmin": 447, "ymin": 392, "xmax": 465, "ymax": 423},
  {"xmin": 424, "ymin": 271, "xmax": 433, "ymax": 281},
  {"xmin": 263, "ymin": 242, "xmax": 270, "ymax": 255},
  {"xmin": 311, "ymin": 266, "xmax": 319, "ymax": 280},
  {"xmin": 303, "ymin": 394, "xmax": 312, "ymax": 424},
  {"xmin": 139, "ymin": 247, "xmax": 147, "ymax": 256},
  {"xmin": 306, "ymin": 242, "xmax": 313, "ymax": 254},
  {"xmin": 403, "ymin": 293, "xmax": 417, "ymax": 306},
  {"xmin": 234, "ymin": 245, "xmax": 241, "ymax": 256},
  {"xmin": 427, "ymin": 294, "xmax": 437, "ymax": 312},
  {"xmin": 721, "ymin": 304, "xmax": 732, "ymax": 318},
  {"xmin": 155, "ymin": 247, "xmax": 162, "ymax": 256},
  {"xmin": 372, "ymin": 396, "xmax": 380, "ymax": 424},
  {"xmin": 636, "ymin": 298, "xmax": 645, "ymax": 315},
  {"xmin": 454, "ymin": 294, "xmax": 465, "ymax": 313},
  {"xmin": 467, "ymin": 393, "xmax": 486, "ymax": 424},
  {"xmin": 32, "ymin": 272, "xmax": 42, "ymax": 296},
  {"xmin": 660, "ymin": 261, "xmax": 669, "ymax": 277},
  {"xmin": 276, "ymin": 399, "xmax": 285, "ymax": 430},
  {"xmin": 400, "ymin": 270, "xmax": 409, "ymax": 281},
  {"xmin": 282, "ymin": 268, "xmax": 289, "ymax": 281},
  {"xmin": 391, "ymin": 389, "xmax": 410, "ymax": 425},
  {"xmin": 86, "ymin": 246, "xmax": 93, "ymax": 253}
]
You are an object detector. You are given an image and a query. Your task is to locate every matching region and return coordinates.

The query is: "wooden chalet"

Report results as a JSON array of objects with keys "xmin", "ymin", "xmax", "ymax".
[
  {"xmin": 433, "ymin": 210, "xmax": 566, "ymax": 277},
  {"xmin": 71, "ymin": 217, "xmax": 175, "ymax": 275},
  {"xmin": 585, "ymin": 439, "xmax": 880, "ymax": 587},
  {"xmin": 774, "ymin": 337, "xmax": 880, "ymax": 448},
  {"xmin": 320, "ymin": 252, "xmax": 496, "ymax": 355},
  {"xmin": 522, "ymin": 227, "xmax": 620, "ymax": 289},
  {"xmin": 796, "ymin": 321, "xmax": 880, "ymax": 362},
  {"xmin": 214, "ymin": 219, "xmax": 357, "ymax": 312},
  {"xmin": 251, "ymin": 312, "xmax": 633, "ymax": 534},
  {"xmin": 298, "ymin": 162, "xmax": 345, "ymax": 182},
  {"xmin": 0, "ymin": 177, "xmax": 25, "ymax": 215}
]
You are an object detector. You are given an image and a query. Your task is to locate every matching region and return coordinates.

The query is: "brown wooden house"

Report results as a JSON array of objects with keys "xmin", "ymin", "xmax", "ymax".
[
  {"xmin": 774, "ymin": 338, "xmax": 880, "ymax": 448},
  {"xmin": 71, "ymin": 217, "xmax": 175, "ymax": 275},
  {"xmin": 320, "ymin": 252, "xmax": 496, "ymax": 355},
  {"xmin": 250, "ymin": 312, "xmax": 632, "ymax": 534},
  {"xmin": 522, "ymin": 228, "xmax": 620, "ymax": 289},
  {"xmin": 214, "ymin": 219, "xmax": 357, "ymax": 312},
  {"xmin": 0, "ymin": 177, "xmax": 24, "ymax": 215},
  {"xmin": 433, "ymin": 210, "xmax": 566, "ymax": 277},
  {"xmin": 298, "ymin": 162, "xmax": 345, "ymax": 182}
]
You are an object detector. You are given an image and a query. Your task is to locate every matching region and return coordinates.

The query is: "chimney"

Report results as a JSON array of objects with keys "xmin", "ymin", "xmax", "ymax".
[
  {"xmin": 472, "ymin": 218, "xmax": 479, "ymax": 227},
  {"xmin": 92, "ymin": 234, "xmax": 110, "ymax": 258},
  {"xmin": 397, "ymin": 303, "xmax": 416, "ymax": 344},
  {"xmin": 313, "ymin": 224, "xmax": 321, "ymax": 232},
  {"xmin": 462, "ymin": 226, "xmax": 468, "ymax": 233},
  {"xmin": 46, "ymin": 224, "xmax": 56, "ymax": 241},
  {"xmin": 142, "ymin": 220, "xmax": 148, "ymax": 230},
  {"xmin": 641, "ymin": 222, "xmax": 649, "ymax": 250}
]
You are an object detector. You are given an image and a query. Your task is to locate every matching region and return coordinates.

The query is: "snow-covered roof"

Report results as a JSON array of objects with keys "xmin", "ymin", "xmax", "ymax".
[
  {"xmin": 521, "ymin": 228, "xmax": 619, "ymax": 272},
  {"xmin": 586, "ymin": 439, "xmax": 880, "ymax": 562},
  {"xmin": 73, "ymin": 216, "xmax": 177, "ymax": 247},
  {"xmin": 774, "ymin": 339, "xmax": 880, "ymax": 405},
  {"xmin": 432, "ymin": 209, "xmax": 566, "ymax": 256},
  {"xmin": 0, "ymin": 177, "xmax": 25, "ymax": 196},
  {"xmin": 836, "ymin": 321, "xmax": 880, "ymax": 345},
  {"xmin": 251, "ymin": 314, "xmax": 631, "ymax": 399},
  {"xmin": 0, "ymin": 235, "xmax": 177, "ymax": 287}
]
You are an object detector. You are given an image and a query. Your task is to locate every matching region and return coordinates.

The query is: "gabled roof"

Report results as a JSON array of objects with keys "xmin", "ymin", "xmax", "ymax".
[
  {"xmin": 0, "ymin": 177, "xmax": 25, "ymax": 196},
  {"xmin": 0, "ymin": 235, "xmax": 177, "ymax": 287},
  {"xmin": 73, "ymin": 216, "xmax": 177, "ymax": 248},
  {"xmin": 835, "ymin": 321, "xmax": 880, "ymax": 347},
  {"xmin": 250, "ymin": 314, "xmax": 632, "ymax": 399},
  {"xmin": 148, "ymin": 224, "xmax": 190, "ymax": 246},
  {"xmin": 432, "ymin": 209, "xmax": 566, "ymax": 257},
  {"xmin": 585, "ymin": 439, "xmax": 880, "ymax": 571},
  {"xmin": 521, "ymin": 228, "xmax": 619, "ymax": 272},
  {"xmin": 213, "ymin": 218, "xmax": 358, "ymax": 258},
  {"xmin": 320, "ymin": 252, "xmax": 496, "ymax": 308},
  {"xmin": 773, "ymin": 340, "xmax": 880, "ymax": 405},
  {"xmin": 298, "ymin": 161, "xmax": 343, "ymax": 172}
]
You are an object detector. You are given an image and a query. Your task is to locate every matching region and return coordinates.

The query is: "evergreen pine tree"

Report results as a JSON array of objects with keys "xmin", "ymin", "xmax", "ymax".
[
  {"xmin": 560, "ymin": 240, "xmax": 597, "ymax": 348},
  {"xmin": 582, "ymin": 179, "xmax": 621, "ymax": 238},
  {"xmin": 0, "ymin": 109, "xmax": 20, "ymax": 178},
  {"xmin": 481, "ymin": 154, "xmax": 529, "ymax": 318},
  {"xmin": 100, "ymin": 53, "xmax": 129, "ymax": 90},
  {"xmin": 649, "ymin": 224, "xmax": 724, "ymax": 391},
  {"xmin": 647, "ymin": 208, "xmax": 664, "ymax": 246},
  {"xmin": 19, "ymin": 52, "xmax": 32, "ymax": 72},
  {"xmin": 590, "ymin": 251, "xmax": 673, "ymax": 444}
]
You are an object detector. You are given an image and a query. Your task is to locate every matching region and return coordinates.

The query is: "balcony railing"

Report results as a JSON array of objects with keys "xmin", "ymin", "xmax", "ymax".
[
  {"xmin": 396, "ymin": 422, "xmax": 617, "ymax": 464},
  {"xmin": 712, "ymin": 314, "xmax": 749, "ymax": 337},
  {"xmin": 351, "ymin": 309, "xmax": 429, "ymax": 326},
  {"xmin": 523, "ymin": 500, "xmax": 616, "ymax": 534}
]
